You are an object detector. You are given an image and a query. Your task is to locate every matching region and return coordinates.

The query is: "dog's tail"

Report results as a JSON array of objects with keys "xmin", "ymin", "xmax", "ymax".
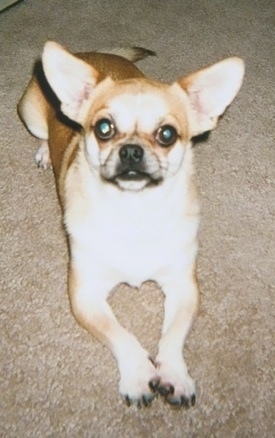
[{"xmin": 97, "ymin": 46, "xmax": 156, "ymax": 62}]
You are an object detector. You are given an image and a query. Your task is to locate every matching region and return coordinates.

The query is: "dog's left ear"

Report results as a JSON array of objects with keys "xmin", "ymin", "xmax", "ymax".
[
  {"xmin": 42, "ymin": 41, "xmax": 104, "ymax": 124},
  {"xmin": 177, "ymin": 57, "xmax": 245, "ymax": 137}
]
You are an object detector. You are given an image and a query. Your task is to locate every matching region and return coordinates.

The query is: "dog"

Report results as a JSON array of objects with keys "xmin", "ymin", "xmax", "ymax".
[{"xmin": 18, "ymin": 41, "xmax": 244, "ymax": 408}]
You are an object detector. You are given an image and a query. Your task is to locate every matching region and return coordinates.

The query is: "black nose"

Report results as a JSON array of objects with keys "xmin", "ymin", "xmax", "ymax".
[{"xmin": 119, "ymin": 144, "xmax": 144, "ymax": 164}]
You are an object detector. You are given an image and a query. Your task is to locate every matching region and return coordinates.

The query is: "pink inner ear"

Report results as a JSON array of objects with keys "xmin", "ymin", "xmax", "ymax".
[
  {"xmin": 190, "ymin": 90, "xmax": 204, "ymax": 115},
  {"xmin": 83, "ymin": 85, "xmax": 90, "ymax": 101},
  {"xmin": 189, "ymin": 84, "xmax": 220, "ymax": 118},
  {"xmin": 188, "ymin": 88, "xmax": 213, "ymax": 118},
  {"xmin": 77, "ymin": 83, "xmax": 91, "ymax": 104},
  {"xmin": 74, "ymin": 70, "xmax": 101, "ymax": 106},
  {"xmin": 71, "ymin": 81, "xmax": 95, "ymax": 116}
]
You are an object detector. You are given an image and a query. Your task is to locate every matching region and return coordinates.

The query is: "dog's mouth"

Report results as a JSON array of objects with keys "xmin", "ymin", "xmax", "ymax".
[
  {"xmin": 102, "ymin": 165, "xmax": 163, "ymax": 191},
  {"xmin": 105, "ymin": 169, "xmax": 162, "ymax": 190},
  {"xmin": 117, "ymin": 169, "xmax": 152, "ymax": 181}
]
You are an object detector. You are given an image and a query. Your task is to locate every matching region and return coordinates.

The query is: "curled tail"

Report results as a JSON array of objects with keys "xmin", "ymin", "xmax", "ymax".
[{"xmin": 98, "ymin": 46, "xmax": 156, "ymax": 63}]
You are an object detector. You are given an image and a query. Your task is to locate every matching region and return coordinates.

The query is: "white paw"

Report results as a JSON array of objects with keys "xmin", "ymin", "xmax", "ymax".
[
  {"xmin": 118, "ymin": 349, "xmax": 159, "ymax": 407},
  {"xmin": 156, "ymin": 357, "xmax": 196, "ymax": 408},
  {"xmin": 35, "ymin": 141, "xmax": 52, "ymax": 169}
]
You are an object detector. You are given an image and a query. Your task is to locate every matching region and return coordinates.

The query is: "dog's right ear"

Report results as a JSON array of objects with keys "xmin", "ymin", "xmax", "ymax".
[{"xmin": 42, "ymin": 41, "xmax": 103, "ymax": 124}]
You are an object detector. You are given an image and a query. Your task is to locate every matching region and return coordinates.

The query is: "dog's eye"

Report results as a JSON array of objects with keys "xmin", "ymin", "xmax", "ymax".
[
  {"xmin": 155, "ymin": 125, "xmax": 178, "ymax": 147},
  {"xmin": 94, "ymin": 118, "xmax": 116, "ymax": 140}
]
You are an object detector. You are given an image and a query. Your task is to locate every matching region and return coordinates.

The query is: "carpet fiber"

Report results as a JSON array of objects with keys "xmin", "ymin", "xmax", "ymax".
[{"xmin": 1, "ymin": 0, "xmax": 274, "ymax": 436}]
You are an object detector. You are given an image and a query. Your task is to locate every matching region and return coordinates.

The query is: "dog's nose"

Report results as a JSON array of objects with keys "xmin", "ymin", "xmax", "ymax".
[{"xmin": 119, "ymin": 144, "xmax": 144, "ymax": 164}]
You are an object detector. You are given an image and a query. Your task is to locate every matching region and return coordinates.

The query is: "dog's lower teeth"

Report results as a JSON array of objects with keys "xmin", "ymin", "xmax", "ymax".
[{"xmin": 119, "ymin": 171, "xmax": 146, "ymax": 181}]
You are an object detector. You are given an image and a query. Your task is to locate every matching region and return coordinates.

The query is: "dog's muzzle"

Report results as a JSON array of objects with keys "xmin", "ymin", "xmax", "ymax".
[{"xmin": 100, "ymin": 143, "xmax": 163, "ymax": 189}]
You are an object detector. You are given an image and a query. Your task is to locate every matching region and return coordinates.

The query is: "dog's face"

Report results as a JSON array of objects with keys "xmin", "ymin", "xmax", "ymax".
[
  {"xmin": 41, "ymin": 42, "xmax": 245, "ymax": 192},
  {"xmin": 84, "ymin": 79, "xmax": 190, "ymax": 191}
]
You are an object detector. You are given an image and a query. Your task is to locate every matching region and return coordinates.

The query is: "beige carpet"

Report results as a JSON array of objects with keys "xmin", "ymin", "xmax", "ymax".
[{"xmin": 1, "ymin": 0, "xmax": 274, "ymax": 436}]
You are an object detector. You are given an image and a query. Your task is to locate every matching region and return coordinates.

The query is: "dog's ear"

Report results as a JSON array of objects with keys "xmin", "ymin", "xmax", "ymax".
[
  {"xmin": 177, "ymin": 57, "xmax": 245, "ymax": 137},
  {"xmin": 42, "ymin": 41, "xmax": 104, "ymax": 124}
]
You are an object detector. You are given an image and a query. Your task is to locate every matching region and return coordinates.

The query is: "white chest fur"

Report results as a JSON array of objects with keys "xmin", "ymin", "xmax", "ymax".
[{"xmin": 64, "ymin": 148, "xmax": 199, "ymax": 289}]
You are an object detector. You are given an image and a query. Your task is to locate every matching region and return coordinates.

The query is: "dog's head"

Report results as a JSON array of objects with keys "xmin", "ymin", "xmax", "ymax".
[
  {"xmin": 81, "ymin": 79, "xmax": 193, "ymax": 191},
  {"xmin": 42, "ymin": 42, "xmax": 244, "ymax": 191}
]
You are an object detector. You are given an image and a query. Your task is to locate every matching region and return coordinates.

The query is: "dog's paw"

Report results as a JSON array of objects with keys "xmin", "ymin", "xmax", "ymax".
[
  {"xmin": 156, "ymin": 359, "xmax": 196, "ymax": 408},
  {"xmin": 35, "ymin": 141, "xmax": 52, "ymax": 169},
  {"xmin": 119, "ymin": 352, "xmax": 159, "ymax": 408}
]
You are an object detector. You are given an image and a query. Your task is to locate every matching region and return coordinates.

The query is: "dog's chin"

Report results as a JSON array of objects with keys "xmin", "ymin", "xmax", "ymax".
[
  {"xmin": 117, "ymin": 178, "xmax": 149, "ymax": 191},
  {"xmin": 104, "ymin": 170, "xmax": 162, "ymax": 192}
]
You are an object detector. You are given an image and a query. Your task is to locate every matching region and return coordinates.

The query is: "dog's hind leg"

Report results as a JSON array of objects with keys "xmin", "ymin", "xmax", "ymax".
[
  {"xmin": 34, "ymin": 140, "xmax": 52, "ymax": 169},
  {"xmin": 18, "ymin": 76, "xmax": 51, "ymax": 168}
]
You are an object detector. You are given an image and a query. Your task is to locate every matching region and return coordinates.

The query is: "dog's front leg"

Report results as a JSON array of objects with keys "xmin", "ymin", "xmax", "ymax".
[
  {"xmin": 68, "ymin": 262, "xmax": 159, "ymax": 407},
  {"xmin": 156, "ymin": 264, "xmax": 199, "ymax": 408}
]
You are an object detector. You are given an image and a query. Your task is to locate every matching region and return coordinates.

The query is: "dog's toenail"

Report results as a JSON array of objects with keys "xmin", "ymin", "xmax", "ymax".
[
  {"xmin": 125, "ymin": 396, "xmax": 131, "ymax": 407},
  {"xmin": 149, "ymin": 378, "xmax": 159, "ymax": 392}
]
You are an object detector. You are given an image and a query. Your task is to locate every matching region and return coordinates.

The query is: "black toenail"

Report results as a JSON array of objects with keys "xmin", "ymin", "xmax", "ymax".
[
  {"xmin": 125, "ymin": 396, "xmax": 131, "ymax": 407},
  {"xmin": 149, "ymin": 378, "xmax": 159, "ymax": 392}
]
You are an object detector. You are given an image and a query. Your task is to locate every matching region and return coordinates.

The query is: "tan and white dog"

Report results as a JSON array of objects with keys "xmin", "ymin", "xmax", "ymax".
[{"xmin": 18, "ymin": 42, "xmax": 244, "ymax": 408}]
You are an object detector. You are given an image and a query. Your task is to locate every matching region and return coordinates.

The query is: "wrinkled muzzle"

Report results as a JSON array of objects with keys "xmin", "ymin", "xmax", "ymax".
[{"xmin": 101, "ymin": 143, "xmax": 164, "ymax": 190}]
